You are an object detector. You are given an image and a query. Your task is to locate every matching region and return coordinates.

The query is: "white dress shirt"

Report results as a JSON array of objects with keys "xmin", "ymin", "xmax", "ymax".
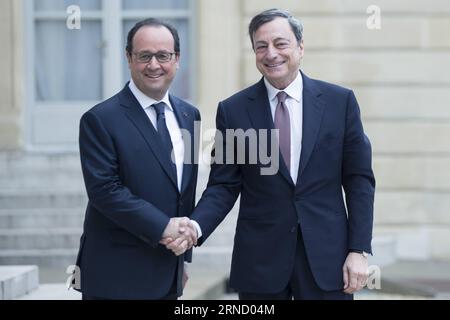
[
  {"xmin": 128, "ymin": 79, "xmax": 184, "ymax": 191},
  {"xmin": 264, "ymin": 72, "xmax": 303, "ymax": 184}
]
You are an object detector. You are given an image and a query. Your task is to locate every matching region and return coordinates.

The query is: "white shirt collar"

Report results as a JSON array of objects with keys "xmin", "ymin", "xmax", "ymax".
[
  {"xmin": 264, "ymin": 71, "xmax": 303, "ymax": 103},
  {"xmin": 128, "ymin": 79, "xmax": 173, "ymax": 111}
]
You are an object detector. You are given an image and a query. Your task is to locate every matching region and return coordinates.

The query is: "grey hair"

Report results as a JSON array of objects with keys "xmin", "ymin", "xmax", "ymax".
[{"xmin": 248, "ymin": 8, "xmax": 303, "ymax": 50}]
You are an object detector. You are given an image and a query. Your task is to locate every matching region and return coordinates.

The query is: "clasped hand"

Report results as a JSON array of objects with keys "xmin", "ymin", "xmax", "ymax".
[{"xmin": 160, "ymin": 217, "xmax": 197, "ymax": 256}]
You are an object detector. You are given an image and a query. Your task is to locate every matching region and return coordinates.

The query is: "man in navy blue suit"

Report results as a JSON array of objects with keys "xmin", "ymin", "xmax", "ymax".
[
  {"xmin": 164, "ymin": 9, "xmax": 375, "ymax": 300},
  {"xmin": 75, "ymin": 18, "xmax": 200, "ymax": 300}
]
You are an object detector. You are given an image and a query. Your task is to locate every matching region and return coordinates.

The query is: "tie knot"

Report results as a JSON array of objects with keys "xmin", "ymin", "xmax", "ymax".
[
  {"xmin": 152, "ymin": 102, "xmax": 166, "ymax": 116},
  {"xmin": 277, "ymin": 91, "xmax": 288, "ymax": 103}
]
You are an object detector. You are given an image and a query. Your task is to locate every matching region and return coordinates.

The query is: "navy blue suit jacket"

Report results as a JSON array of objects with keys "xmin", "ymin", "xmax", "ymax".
[
  {"xmin": 76, "ymin": 84, "xmax": 200, "ymax": 299},
  {"xmin": 191, "ymin": 72, "xmax": 375, "ymax": 293}
]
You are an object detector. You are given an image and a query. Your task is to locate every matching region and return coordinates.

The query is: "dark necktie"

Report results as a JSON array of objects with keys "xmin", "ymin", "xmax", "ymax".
[
  {"xmin": 152, "ymin": 102, "xmax": 177, "ymax": 178},
  {"xmin": 274, "ymin": 91, "xmax": 291, "ymax": 172}
]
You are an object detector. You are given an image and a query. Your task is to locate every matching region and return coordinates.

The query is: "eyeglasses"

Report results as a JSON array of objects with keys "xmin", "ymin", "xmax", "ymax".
[{"xmin": 132, "ymin": 51, "xmax": 176, "ymax": 64}]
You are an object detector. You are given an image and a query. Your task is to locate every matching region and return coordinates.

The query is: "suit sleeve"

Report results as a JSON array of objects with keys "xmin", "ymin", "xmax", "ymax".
[
  {"xmin": 79, "ymin": 111, "xmax": 169, "ymax": 247},
  {"xmin": 190, "ymin": 102, "xmax": 242, "ymax": 244},
  {"xmin": 342, "ymin": 90, "xmax": 376, "ymax": 254}
]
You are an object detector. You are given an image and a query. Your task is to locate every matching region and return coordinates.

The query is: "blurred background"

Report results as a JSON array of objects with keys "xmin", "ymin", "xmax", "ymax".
[{"xmin": 1, "ymin": 0, "xmax": 450, "ymax": 299}]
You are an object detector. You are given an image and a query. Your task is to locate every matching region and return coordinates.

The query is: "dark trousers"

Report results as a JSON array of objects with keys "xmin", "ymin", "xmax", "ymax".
[
  {"xmin": 82, "ymin": 292, "xmax": 177, "ymax": 300},
  {"xmin": 82, "ymin": 260, "xmax": 179, "ymax": 300},
  {"xmin": 239, "ymin": 229, "xmax": 353, "ymax": 300}
]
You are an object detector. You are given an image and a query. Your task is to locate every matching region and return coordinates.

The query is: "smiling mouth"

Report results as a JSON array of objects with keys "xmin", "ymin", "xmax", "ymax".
[
  {"xmin": 265, "ymin": 62, "xmax": 285, "ymax": 68},
  {"xmin": 145, "ymin": 74, "xmax": 163, "ymax": 79}
]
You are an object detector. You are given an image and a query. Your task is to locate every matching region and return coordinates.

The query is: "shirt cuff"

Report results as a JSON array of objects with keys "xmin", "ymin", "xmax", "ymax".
[{"xmin": 190, "ymin": 219, "xmax": 202, "ymax": 239}]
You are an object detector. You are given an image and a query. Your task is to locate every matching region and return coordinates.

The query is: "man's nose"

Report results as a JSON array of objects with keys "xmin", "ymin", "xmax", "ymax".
[
  {"xmin": 265, "ymin": 45, "xmax": 278, "ymax": 59},
  {"xmin": 146, "ymin": 56, "xmax": 160, "ymax": 69}
]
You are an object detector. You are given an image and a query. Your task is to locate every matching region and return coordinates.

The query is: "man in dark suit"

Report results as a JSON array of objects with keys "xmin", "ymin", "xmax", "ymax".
[
  {"xmin": 164, "ymin": 9, "xmax": 375, "ymax": 300},
  {"xmin": 75, "ymin": 18, "xmax": 200, "ymax": 300}
]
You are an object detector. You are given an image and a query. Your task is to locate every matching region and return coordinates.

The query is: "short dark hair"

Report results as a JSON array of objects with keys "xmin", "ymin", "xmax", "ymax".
[
  {"xmin": 126, "ymin": 18, "xmax": 180, "ymax": 55},
  {"xmin": 248, "ymin": 9, "xmax": 303, "ymax": 50}
]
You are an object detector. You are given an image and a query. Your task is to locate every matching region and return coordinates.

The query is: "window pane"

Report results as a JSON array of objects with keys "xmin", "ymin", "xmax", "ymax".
[
  {"xmin": 35, "ymin": 0, "xmax": 101, "ymax": 11},
  {"xmin": 122, "ymin": 19, "xmax": 190, "ymax": 100},
  {"xmin": 123, "ymin": 0, "xmax": 188, "ymax": 10},
  {"xmin": 35, "ymin": 21, "xmax": 103, "ymax": 101}
]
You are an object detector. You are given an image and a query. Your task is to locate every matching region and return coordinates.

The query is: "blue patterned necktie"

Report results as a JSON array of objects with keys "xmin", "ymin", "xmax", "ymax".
[{"xmin": 152, "ymin": 102, "xmax": 177, "ymax": 178}]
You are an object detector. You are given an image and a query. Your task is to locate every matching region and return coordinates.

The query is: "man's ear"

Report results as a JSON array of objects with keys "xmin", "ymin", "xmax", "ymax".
[
  {"xmin": 299, "ymin": 39, "xmax": 304, "ymax": 58},
  {"xmin": 175, "ymin": 53, "xmax": 180, "ymax": 69}
]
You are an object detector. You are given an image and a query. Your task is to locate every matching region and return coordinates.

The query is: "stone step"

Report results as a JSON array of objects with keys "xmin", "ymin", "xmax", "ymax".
[
  {"xmin": 0, "ymin": 152, "xmax": 84, "ymax": 189},
  {"xmin": 0, "ymin": 189, "xmax": 88, "ymax": 209},
  {"xmin": 0, "ymin": 228, "xmax": 82, "ymax": 250},
  {"xmin": 0, "ymin": 249, "xmax": 78, "ymax": 268},
  {"xmin": 16, "ymin": 283, "xmax": 81, "ymax": 300},
  {"xmin": 0, "ymin": 172, "xmax": 85, "ymax": 189},
  {"xmin": 0, "ymin": 152, "xmax": 81, "ymax": 172},
  {"xmin": 0, "ymin": 209, "xmax": 85, "ymax": 229},
  {"xmin": 0, "ymin": 265, "xmax": 39, "ymax": 300},
  {"xmin": 0, "ymin": 163, "xmax": 82, "ymax": 176}
]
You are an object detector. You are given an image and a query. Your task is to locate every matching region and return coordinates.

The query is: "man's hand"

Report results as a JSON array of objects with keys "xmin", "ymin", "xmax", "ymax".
[
  {"xmin": 343, "ymin": 252, "xmax": 369, "ymax": 294},
  {"xmin": 160, "ymin": 217, "xmax": 198, "ymax": 256}
]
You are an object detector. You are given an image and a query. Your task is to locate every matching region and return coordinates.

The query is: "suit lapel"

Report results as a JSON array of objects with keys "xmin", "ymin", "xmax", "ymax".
[
  {"xmin": 296, "ymin": 73, "xmax": 325, "ymax": 184},
  {"xmin": 246, "ymin": 79, "xmax": 294, "ymax": 186},
  {"xmin": 170, "ymin": 95, "xmax": 195, "ymax": 194},
  {"xmin": 119, "ymin": 85, "xmax": 178, "ymax": 190}
]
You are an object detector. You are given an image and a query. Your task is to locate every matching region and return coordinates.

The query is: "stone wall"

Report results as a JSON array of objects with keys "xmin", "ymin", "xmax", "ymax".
[{"xmin": 0, "ymin": 0, "xmax": 23, "ymax": 149}]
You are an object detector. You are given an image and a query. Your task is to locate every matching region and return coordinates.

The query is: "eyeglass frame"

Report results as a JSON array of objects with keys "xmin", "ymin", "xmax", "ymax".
[{"xmin": 131, "ymin": 51, "xmax": 178, "ymax": 64}]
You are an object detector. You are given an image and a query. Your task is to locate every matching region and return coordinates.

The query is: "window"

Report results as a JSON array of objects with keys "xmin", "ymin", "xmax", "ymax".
[
  {"xmin": 34, "ymin": 0, "xmax": 103, "ymax": 101},
  {"xmin": 26, "ymin": 0, "xmax": 196, "ymax": 148}
]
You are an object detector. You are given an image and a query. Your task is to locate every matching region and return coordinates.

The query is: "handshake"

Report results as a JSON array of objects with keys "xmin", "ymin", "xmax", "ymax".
[{"xmin": 159, "ymin": 217, "xmax": 198, "ymax": 256}]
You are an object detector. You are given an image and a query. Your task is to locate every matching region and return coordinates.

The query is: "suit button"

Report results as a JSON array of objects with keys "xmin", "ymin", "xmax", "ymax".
[
  {"xmin": 179, "ymin": 200, "xmax": 184, "ymax": 206},
  {"xmin": 290, "ymin": 226, "xmax": 297, "ymax": 233}
]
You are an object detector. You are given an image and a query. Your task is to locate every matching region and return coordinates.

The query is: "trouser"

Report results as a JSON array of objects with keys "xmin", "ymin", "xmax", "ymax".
[{"xmin": 239, "ymin": 229, "xmax": 353, "ymax": 300}]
